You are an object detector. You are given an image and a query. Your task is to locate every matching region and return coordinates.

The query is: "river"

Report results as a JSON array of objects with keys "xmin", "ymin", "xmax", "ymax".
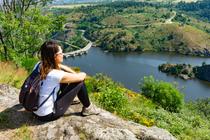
[{"xmin": 64, "ymin": 47, "xmax": 210, "ymax": 101}]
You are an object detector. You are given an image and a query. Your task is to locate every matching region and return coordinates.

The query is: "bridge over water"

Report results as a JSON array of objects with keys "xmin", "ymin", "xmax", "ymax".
[
  {"xmin": 63, "ymin": 42, "xmax": 92, "ymax": 58},
  {"xmin": 52, "ymin": 27, "xmax": 92, "ymax": 58}
]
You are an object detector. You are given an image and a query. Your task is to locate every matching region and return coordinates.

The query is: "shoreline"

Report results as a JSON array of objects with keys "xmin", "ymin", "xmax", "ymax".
[{"xmin": 96, "ymin": 46, "xmax": 210, "ymax": 58}]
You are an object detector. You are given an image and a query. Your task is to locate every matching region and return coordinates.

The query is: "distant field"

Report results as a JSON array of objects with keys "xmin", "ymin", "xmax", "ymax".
[
  {"xmin": 102, "ymin": 9, "xmax": 171, "ymax": 26},
  {"xmin": 49, "ymin": 0, "xmax": 198, "ymax": 10},
  {"xmin": 50, "ymin": 0, "xmax": 199, "ymax": 9},
  {"xmin": 50, "ymin": 3, "xmax": 94, "ymax": 9},
  {"xmin": 173, "ymin": 0, "xmax": 198, "ymax": 3},
  {"xmin": 139, "ymin": 0, "xmax": 198, "ymax": 3}
]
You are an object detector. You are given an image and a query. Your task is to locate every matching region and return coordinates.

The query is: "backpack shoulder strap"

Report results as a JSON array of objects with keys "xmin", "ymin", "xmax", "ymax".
[
  {"xmin": 38, "ymin": 87, "xmax": 56, "ymax": 109},
  {"xmin": 34, "ymin": 62, "xmax": 41, "ymax": 73}
]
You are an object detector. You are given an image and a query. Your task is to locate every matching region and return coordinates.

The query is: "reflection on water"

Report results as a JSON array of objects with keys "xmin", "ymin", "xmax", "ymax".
[{"xmin": 64, "ymin": 47, "xmax": 210, "ymax": 101}]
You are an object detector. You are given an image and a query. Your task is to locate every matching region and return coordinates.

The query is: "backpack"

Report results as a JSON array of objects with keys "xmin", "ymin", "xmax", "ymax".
[{"xmin": 19, "ymin": 63, "xmax": 55, "ymax": 111}]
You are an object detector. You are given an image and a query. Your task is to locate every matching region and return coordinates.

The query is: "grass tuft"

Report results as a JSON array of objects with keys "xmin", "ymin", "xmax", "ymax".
[
  {"xmin": 0, "ymin": 61, "xmax": 28, "ymax": 88},
  {"xmin": 13, "ymin": 124, "xmax": 33, "ymax": 140}
]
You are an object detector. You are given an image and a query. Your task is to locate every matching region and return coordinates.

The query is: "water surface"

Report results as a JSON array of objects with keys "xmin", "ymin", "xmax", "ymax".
[{"xmin": 64, "ymin": 47, "xmax": 210, "ymax": 101}]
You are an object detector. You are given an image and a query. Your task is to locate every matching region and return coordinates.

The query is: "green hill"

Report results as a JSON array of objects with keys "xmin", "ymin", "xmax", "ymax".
[{"xmin": 54, "ymin": 1, "xmax": 210, "ymax": 56}]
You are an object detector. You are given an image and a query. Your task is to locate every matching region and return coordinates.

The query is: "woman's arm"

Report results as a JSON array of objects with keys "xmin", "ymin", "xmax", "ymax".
[
  {"xmin": 60, "ymin": 72, "xmax": 86, "ymax": 83},
  {"xmin": 59, "ymin": 64, "xmax": 77, "ymax": 74}
]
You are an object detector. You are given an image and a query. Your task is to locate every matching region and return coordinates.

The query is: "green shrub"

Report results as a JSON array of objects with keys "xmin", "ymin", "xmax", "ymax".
[
  {"xmin": 188, "ymin": 98, "xmax": 210, "ymax": 119},
  {"xmin": 86, "ymin": 73, "xmax": 120, "ymax": 93},
  {"xmin": 97, "ymin": 87, "xmax": 128, "ymax": 112},
  {"xmin": 196, "ymin": 98, "xmax": 210, "ymax": 118},
  {"xmin": 139, "ymin": 76, "xmax": 184, "ymax": 112},
  {"xmin": 21, "ymin": 57, "xmax": 39, "ymax": 72},
  {"xmin": 127, "ymin": 111, "xmax": 155, "ymax": 127},
  {"xmin": 86, "ymin": 73, "xmax": 128, "ymax": 112}
]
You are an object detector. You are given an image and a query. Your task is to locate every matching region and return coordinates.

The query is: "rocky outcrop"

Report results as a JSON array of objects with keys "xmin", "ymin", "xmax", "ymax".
[
  {"xmin": 159, "ymin": 63, "xmax": 210, "ymax": 82},
  {"xmin": 0, "ymin": 84, "xmax": 176, "ymax": 140},
  {"xmin": 158, "ymin": 63, "xmax": 195, "ymax": 80}
]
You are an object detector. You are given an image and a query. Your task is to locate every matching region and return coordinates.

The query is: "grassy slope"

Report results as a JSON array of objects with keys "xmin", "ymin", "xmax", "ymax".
[
  {"xmin": 0, "ymin": 62, "xmax": 28, "ymax": 88},
  {"xmin": 100, "ymin": 8, "xmax": 210, "ymax": 50},
  {"xmin": 180, "ymin": 25, "xmax": 210, "ymax": 49},
  {"xmin": 86, "ymin": 74, "xmax": 210, "ymax": 140},
  {"xmin": 50, "ymin": 3, "xmax": 94, "ymax": 9},
  {"xmin": 141, "ymin": 23, "xmax": 210, "ymax": 50},
  {"xmin": 89, "ymin": 22, "xmax": 210, "ymax": 53}
]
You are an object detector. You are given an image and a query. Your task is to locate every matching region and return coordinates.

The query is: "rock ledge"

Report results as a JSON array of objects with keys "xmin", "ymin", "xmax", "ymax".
[{"xmin": 0, "ymin": 84, "xmax": 176, "ymax": 140}]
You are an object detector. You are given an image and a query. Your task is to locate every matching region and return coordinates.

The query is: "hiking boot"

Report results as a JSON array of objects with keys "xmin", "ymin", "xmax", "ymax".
[{"xmin": 81, "ymin": 105, "xmax": 100, "ymax": 116}]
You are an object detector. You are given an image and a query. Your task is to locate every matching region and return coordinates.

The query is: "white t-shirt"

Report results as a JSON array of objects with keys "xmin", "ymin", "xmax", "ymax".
[{"xmin": 33, "ymin": 62, "xmax": 65, "ymax": 116}]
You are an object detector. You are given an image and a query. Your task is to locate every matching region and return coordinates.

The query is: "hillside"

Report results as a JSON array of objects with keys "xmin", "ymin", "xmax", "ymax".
[
  {"xmin": 51, "ymin": 1, "xmax": 210, "ymax": 56},
  {"xmin": 52, "ymin": 0, "xmax": 198, "ymax": 4}
]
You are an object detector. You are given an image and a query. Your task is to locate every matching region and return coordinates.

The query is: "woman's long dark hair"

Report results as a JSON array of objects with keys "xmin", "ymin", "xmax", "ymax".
[{"xmin": 40, "ymin": 40, "xmax": 60, "ymax": 80}]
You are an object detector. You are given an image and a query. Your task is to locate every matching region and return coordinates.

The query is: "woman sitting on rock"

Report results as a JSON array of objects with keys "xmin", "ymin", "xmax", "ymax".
[{"xmin": 33, "ymin": 40, "xmax": 98, "ymax": 122}]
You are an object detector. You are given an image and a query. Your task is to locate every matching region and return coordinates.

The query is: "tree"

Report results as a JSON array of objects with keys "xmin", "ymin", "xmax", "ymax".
[
  {"xmin": 0, "ymin": 0, "xmax": 52, "ymax": 16},
  {"xmin": 0, "ymin": 0, "xmax": 65, "ymax": 62}
]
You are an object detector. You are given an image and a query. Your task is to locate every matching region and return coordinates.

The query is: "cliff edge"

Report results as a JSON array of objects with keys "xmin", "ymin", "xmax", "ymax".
[{"xmin": 0, "ymin": 84, "xmax": 176, "ymax": 140}]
